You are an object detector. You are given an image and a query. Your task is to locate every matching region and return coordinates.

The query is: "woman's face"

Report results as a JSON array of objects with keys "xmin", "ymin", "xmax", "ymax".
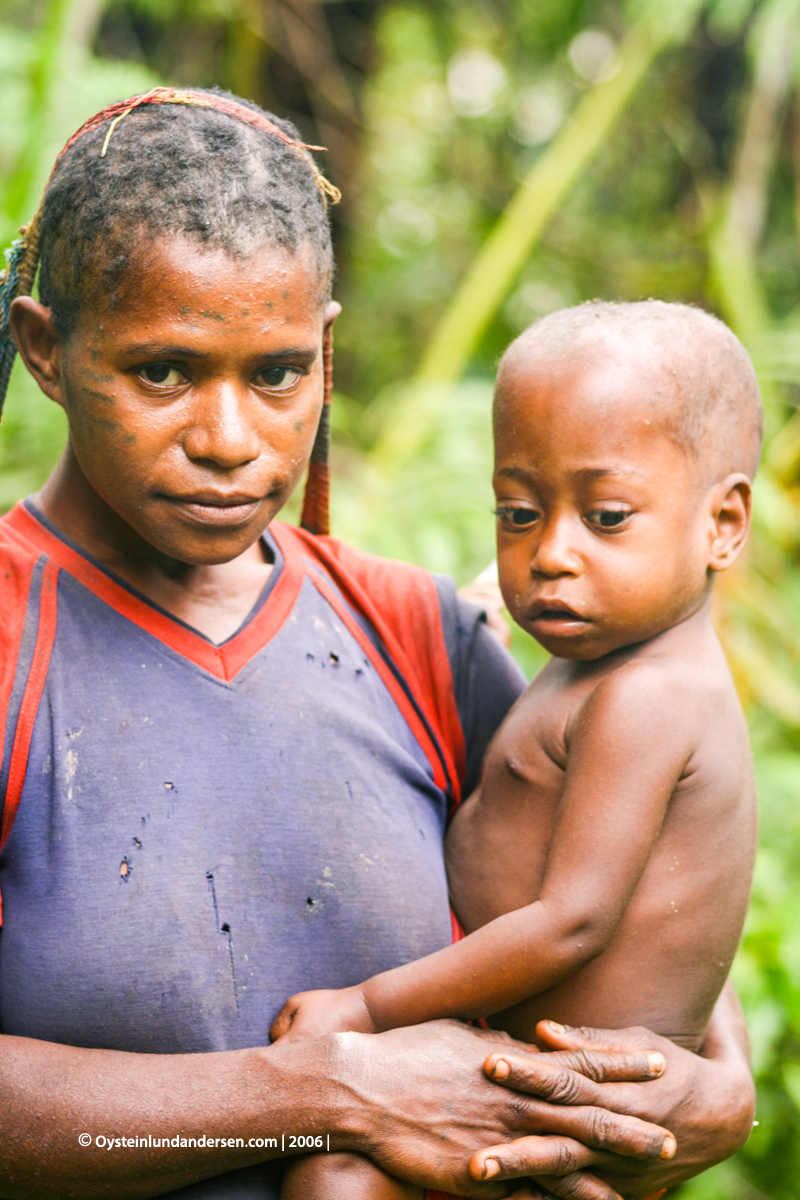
[{"xmin": 19, "ymin": 237, "xmax": 335, "ymax": 565}]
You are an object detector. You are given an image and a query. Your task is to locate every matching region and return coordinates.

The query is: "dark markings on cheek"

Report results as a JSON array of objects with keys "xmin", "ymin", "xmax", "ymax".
[
  {"xmin": 282, "ymin": 290, "xmax": 289, "ymax": 300},
  {"xmin": 241, "ymin": 308, "xmax": 250, "ymax": 317},
  {"xmin": 201, "ymin": 310, "xmax": 225, "ymax": 323},
  {"xmin": 78, "ymin": 366, "xmax": 114, "ymax": 384},
  {"xmin": 80, "ymin": 415, "xmax": 131, "ymax": 443},
  {"xmin": 89, "ymin": 349, "xmax": 101, "ymax": 362},
  {"xmin": 180, "ymin": 304, "xmax": 191, "ymax": 315},
  {"xmin": 78, "ymin": 385, "xmax": 116, "ymax": 407},
  {"xmin": 265, "ymin": 301, "xmax": 273, "ymax": 310},
  {"xmin": 293, "ymin": 419, "xmax": 304, "ymax": 433}
]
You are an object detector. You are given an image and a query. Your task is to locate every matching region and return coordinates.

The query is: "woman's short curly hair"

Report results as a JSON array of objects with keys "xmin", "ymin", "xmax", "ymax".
[{"xmin": 38, "ymin": 89, "xmax": 334, "ymax": 336}]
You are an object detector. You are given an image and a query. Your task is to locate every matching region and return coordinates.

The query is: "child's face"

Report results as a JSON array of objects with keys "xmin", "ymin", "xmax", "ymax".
[
  {"xmin": 493, "ymin": 342, "xmax": 722, "ymax": 660},
  {"xmin": 49, "ymin": 238, "xmax": 331, "ymax": 564}
]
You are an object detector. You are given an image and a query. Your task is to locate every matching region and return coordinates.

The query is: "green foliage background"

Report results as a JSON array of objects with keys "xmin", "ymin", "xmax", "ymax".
[{"xmin": 1, "ymin": 0, "xmax": 800, "ymax": 1195}]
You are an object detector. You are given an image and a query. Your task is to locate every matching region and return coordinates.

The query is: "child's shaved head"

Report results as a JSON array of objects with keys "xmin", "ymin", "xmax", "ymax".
[{"xmin": 497, "ymin": 301, "xmax": 763, "ymax": 481}]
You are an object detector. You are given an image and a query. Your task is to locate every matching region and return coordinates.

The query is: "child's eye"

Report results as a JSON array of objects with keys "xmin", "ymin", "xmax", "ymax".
[
  {"xmin": 139, "ymin": 364, "xmax": 184, "ymax": 386},
  {"xmin": 255, "ymin": 367, "xmax": 302, "ymax": 391},
  {"xmin": 587, "ymin": 509, "xmax": 630, "ymax": 529},
  {"xmin": 494, "ymin": 506, "xmax": 539, "ymax": 528}
]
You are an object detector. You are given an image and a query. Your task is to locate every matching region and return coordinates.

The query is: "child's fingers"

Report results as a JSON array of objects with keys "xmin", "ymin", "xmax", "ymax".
[{"xmin": 269, "ymin": 998, "xmax": 299, "ymax": 1043}]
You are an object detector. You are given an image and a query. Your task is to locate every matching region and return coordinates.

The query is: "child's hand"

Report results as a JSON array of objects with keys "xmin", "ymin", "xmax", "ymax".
[{"xmin": 269, "ymin": 985, "xmax": 377, "ymax": 1043}]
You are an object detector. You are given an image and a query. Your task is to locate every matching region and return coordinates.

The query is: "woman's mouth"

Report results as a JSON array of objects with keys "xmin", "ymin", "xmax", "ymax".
[{"xmin": 163, "ymin": 493, "xmax": 263, "ymax": 527}]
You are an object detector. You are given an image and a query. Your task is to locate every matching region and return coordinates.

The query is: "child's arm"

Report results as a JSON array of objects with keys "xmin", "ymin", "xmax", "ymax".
[{"xmin": 271, "ymin": 661, "xmax": 696, "ymax": 1042}]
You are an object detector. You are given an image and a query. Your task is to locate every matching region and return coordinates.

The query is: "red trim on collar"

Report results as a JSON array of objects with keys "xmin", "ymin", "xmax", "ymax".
[{"xmin": 3, "ymin": 504, "xmax": 303, "ymax": 683}]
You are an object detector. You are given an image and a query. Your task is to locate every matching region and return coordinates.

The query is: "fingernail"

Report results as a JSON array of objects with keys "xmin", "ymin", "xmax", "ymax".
[
  {"xmin": 661, "ymin": 1134, "xmax": 677, "ymax": 1160},
  {"xmin": 490, "ymin": 1057, "xmax": 511, "ymax": 1079},
  {"xmin": 482, "ymin": 1159, "xmax": 500, "ymax": 1179},
  {"xmin": 546, "ymin": 1021, "xmax": 566, "ymax": 1033},
  {"xmin": 647, "ymin": 1052, "xmax": 666, "ymax": 1076}
]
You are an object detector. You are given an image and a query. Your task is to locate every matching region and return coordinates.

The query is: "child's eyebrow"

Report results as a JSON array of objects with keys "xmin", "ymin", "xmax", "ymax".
[
  {"xmin": 494, "ymin": 465, "xmax": 648, "ymax": 484},
  {"xmin": 572, "ymin": 466, "xmax": 648, "ymax": 482}
]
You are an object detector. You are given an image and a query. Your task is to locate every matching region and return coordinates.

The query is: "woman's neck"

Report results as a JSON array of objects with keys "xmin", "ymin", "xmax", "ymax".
[{"xmin": 36, "ymin": 448, "xmax": 274, "ymax": 645}]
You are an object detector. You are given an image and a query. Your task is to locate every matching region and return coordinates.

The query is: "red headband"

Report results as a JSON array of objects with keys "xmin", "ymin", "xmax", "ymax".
[{"xmin": 53, "ymin": 87, "xmax": 341, "ymax": 206}]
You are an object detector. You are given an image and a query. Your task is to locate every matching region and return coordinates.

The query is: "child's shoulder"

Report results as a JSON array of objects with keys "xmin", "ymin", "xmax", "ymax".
[{"xmin": 569, "ymin": 635, "xmax": 739, "ymax": 748}]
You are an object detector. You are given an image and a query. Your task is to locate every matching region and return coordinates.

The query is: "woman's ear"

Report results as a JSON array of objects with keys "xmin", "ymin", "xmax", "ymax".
[
  {"xmin": 9, "ymin": 297, "xmax": 65, "ymax": 407},
  {"xmin": 323, "ymin": 300, "xmax": 341, "ymax": 333},
  {"xmin": 708, "ymin": 473, "xmax": 752, "ymax": 572}
]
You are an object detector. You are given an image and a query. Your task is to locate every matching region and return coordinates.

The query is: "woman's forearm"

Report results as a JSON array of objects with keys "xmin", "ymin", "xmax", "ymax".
[
  {"xmin": 0, "ymin": 1022, "xmax": 677, "ymax": 1200},
  {"xmin": 0, "ymin": 1033, "xmax": 349, "ymax": 1199}
]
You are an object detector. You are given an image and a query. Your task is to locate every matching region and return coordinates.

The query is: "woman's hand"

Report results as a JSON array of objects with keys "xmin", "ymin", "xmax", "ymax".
[
  {"xmin": 470, "ymin": 986, "xmax": 755, "ymax": 1198},
  {"xmin": 336, "ymin": 1021, "xmax": 675, "ymax": 1198}
]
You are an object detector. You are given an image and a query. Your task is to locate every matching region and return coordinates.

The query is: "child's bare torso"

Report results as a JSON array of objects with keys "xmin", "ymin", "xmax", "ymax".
[{"xmin": 445, "ymin": 618, "xmax": 757, "ymax": 1050}]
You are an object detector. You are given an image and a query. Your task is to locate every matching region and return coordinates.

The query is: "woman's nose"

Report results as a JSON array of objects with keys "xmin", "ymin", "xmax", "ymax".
[{"xmin": 182, "ymin": 383, "xmax": 261, "ymax": 468}]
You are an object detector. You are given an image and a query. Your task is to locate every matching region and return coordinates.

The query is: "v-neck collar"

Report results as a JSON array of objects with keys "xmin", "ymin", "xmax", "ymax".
[{"xmin": 6, "ymin": 501, "xmax": 305, "ymax": 682}]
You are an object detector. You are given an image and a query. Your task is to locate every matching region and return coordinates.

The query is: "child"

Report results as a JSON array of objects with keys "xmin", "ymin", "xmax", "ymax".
[{"xmin": 272, "ymin": 300, "xmax": 760, "ymax": 1199}]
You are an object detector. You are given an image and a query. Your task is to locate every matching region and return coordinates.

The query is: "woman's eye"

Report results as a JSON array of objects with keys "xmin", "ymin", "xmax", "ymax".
[
  {"xmin": 495, "ymin": 507, "xmax": 539, "ymax": 528},
  {"xmin": 588, "ymin": 509, "xmax": 630, "ymax": 528},
  {"xmin": 255, "ymin": 367, "xmax": 302, "ymax": 391},
  {"xmin": 139, "ymin": 364, "xmax": 184, "ymax": 386}
]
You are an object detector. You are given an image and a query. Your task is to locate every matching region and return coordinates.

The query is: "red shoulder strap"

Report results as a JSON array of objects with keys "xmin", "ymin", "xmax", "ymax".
[
  {"xmin": 0, "ymin": 521, "xmax": 43, "ymax": 783},
  {"xmin": 271, "ymin": 523, "xmax": 466, "ymax": 809},
  {"xmin": 0, "ymin": 521, "xmax": 61, "ymax": 923}
]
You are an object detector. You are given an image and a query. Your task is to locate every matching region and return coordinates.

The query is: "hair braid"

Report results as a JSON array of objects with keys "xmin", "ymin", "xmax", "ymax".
[{"xmin": 0, "ymin": 201, "xmax": 44, "ymax": 419}]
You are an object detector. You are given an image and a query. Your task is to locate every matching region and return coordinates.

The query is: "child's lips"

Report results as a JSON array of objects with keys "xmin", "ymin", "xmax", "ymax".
[{"xmin": 526, "ymin": 602, "xmax": 588, "ymax": 635}]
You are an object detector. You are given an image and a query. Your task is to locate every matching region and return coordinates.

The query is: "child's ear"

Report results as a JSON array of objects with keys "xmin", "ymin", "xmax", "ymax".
[
  {"xmin": 9, "ymin": 297, "xmax": 65, "ymax": 408},
  {"xmin": 708, "ymin": 473, "xmax": 752, "ymax": 572}
]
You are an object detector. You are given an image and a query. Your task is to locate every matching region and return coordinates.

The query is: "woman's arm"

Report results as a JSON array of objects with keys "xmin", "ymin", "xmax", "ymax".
[
  {"xmin": 471, "ymin": 984, "xmax": 755, "ymax": 1198},
  {"xmin": 0, "ymin": 1022, "xmax": 674, "ymax": 1199}
]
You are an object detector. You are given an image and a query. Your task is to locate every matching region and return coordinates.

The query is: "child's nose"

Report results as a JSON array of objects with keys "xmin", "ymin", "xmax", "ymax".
[
  {"xmin": 530, "ymin": 516, "xmax": 581, "ymax": 577},
  {"xmin": 182, "ymin": 382, "xmax": 261, "ymax": 468}
]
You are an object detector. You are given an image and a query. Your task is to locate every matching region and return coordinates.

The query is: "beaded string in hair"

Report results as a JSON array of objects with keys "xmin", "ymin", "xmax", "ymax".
[
  {"xmin": 300, "ymin": 323, "xmax": 334, "ymax": 537},
  {"xmin": 0, "ymin": 86, "xmax": 339, "ymax": 536}
]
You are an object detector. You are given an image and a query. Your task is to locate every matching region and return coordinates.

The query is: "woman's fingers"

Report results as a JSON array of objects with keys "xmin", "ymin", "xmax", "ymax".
[
  {"xmin": 470, "ymin": 1136, "xmax": 596, "ymax": 1183},
  {"xmin": 535, "ymin": 1020, "xmax": 663, "ymax": 1057},
  {"xmin": 481, "ymin": 1055, "xmax": 674, "ymax": 1161},
  {"xmin": 507, "ymin": 1025, "xmax": 666, "ymax": 1085},
  {"xmin": 483, "ymin": 1055, "xmax": 672, "ymax": 1150},
  {"xmin": 534, "ymin": 1170, "xmax": 624, "ymax": 1200}
]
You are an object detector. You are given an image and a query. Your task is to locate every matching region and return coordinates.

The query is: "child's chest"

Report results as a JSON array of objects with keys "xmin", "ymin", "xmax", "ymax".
[{"xmin": 446, "ymin": 676, "xmax": 582, "ymax": 927}]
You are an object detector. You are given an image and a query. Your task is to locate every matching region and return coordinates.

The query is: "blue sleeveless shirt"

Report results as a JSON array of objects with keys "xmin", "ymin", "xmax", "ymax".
[{"xmin": 0, "ymin": 500, "xmax": 524, "ymax": 1197}]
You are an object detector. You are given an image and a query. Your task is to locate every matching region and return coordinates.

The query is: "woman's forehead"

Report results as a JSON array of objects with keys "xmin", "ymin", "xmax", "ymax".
[{"xmin": 75, "ymin": 238, "xmax": 327, "ymax": 337}]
